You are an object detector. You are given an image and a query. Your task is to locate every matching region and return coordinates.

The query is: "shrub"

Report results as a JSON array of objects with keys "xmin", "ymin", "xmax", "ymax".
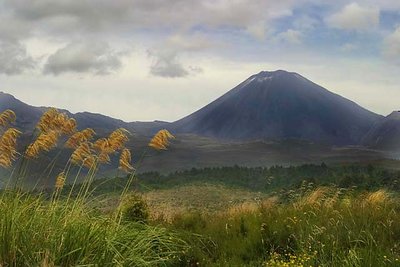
[{"xmin": 121, "ymin": 193, "xmax": 150, "ymax": 223}]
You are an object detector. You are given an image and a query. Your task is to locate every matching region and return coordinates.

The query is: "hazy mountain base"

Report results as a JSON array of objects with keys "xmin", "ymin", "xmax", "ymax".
[
  {"xmin": 1, "ymin": 133, "xmax": 390, "ymax": 189},
  {"xmin": 136, "ymin": 135, "xmax": 388, "ymax": 173},
  {"xmin": 85, "ymin": 163, "xmax": 400, "ymax": 198}
]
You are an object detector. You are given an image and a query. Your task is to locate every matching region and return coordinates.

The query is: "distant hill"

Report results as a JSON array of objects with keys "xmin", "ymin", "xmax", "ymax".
[
  {"xmin": 0, "ymin": 92, "xmax": 44, "ymax": 132},
  {"xmin": 171, "ymin": 70, "xmax": 382, "ymax": 145},
  {"xmin": 0, "ymin": 91, "xmax": 166, "ymax": 136},
  {"xmin": 362, "ymin": 111, "xmax": 400, "ymax": 151}
]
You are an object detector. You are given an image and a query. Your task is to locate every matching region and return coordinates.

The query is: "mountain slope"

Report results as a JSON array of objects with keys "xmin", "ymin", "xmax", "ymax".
[
  {"xmin": 362, "ymin": 111, "xmax": 400, "ymax": 150},
  {"xmin": 171, "ymin": 70, "xmax": 382, "ymax": 145}
]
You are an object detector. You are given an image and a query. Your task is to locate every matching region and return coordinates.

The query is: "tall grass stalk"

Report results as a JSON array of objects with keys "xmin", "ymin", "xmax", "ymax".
[{"xmin": 0, "ymin": 108, "xmax": 181, "ymax": 266}]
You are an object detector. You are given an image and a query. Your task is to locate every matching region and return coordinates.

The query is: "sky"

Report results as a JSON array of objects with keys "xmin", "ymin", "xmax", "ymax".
[{"xmin": 0, "ymin": 0, "xmax": 400, "ymax": 122}]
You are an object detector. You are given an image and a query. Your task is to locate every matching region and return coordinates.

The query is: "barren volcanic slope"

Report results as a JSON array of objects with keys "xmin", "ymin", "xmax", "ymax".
[{"xmin": 171, "ymin": 70, "xmax": 382, "ymax": 145}]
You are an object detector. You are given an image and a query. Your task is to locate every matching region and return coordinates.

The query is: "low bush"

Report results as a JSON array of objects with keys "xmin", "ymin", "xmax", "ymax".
[{"xmin": 121, "ymin": 193, "xmax": 149, "ymax": 223}]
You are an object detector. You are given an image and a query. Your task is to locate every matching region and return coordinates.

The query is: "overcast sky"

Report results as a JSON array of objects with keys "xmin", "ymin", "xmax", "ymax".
[{"xmin": 0, "ymin": 0, "xmax": 399, "ymax": 122}]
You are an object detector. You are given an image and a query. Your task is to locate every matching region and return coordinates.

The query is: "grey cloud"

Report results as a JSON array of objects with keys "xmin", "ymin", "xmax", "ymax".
[
  {"xmin": 44, "ymin": 41, "xmax": 123, "ymax": 75},
  {"xmin": 3, "ymin": 0, "xmax": 310, "ymax": 36},
  {"xmin": 1, "ymin": 0, "xmax": 313, "ymax": 76},
  {"xmin": 0, "ymin": 13, "xmax": 36, "ymax": 75},
  {"xmin": 3, "ymin": 1, "xmax": 126, "ymax": 22},
  {"xmin": 149, "ymin": 50, "xmax": 189, "ymax": 78},
  {"xmin": 0, "ymin": 15, "xmax": 31, "ymax": 42},
  {"xmin": 148, "ymin": 33, "xmax": 209, "ymax": 78},
  {"xmin": 188, "ymin": 66, "xmax": 204, "ymax": 74},
  {"xmin": 3, "ymin": 0, "xmax": 398, "ymax": 78},
  {"xmin": 2, "ymin": 1, "xmax": 398, "ymax": 40},
  {"xmin": 0, "ymin": 41, "xmax": 35, "ymax": 75}
]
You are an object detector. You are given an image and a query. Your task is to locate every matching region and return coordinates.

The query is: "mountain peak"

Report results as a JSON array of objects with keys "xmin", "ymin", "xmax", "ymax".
[
  {"xmin": 256, "ymin": 69, "xmax": 290, "ymax": 76},
  {"xmin": 172, "ymin": 70, "xmax": 382, "ymax": 145},
  {"xmin": 248, "ymin": 70, "xmax": 307, "ymax": 84},
  {"xmin": 254, "ymin": 70, "xmax": 290, "ymax": 79}
]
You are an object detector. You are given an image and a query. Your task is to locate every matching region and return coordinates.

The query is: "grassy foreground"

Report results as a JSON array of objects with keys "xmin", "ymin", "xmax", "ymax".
[
  {"xmin": 0, "ymin": 108, "xmax": 184, "ymax": 266},
  {"xmin": 0, "ymin": 190, "xmax": 187, "ymax": 266},
  {"xmin": 1, "ymin": 183, "xmax": 400, "ymax": 266},
  {"xmin": 151, "ymin": 185, "xmax": 400, "ymax": 267}
]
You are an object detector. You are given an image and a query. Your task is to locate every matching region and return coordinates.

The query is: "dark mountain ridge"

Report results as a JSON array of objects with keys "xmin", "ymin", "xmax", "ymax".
[{"xmin": 0, "ymin": 91, "xmax": 165, "ymax": 136}]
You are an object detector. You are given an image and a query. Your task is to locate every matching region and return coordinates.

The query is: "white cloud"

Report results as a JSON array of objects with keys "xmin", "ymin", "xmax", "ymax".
[
  {"xmin": 246, "ymin": 23, "xmax": 267, "ymax": 40},
  {"xmin": 354, "ymin": 0, "xmax": 400, "ymax": 11},
  {"xmin": 275, "ymin": 29, "xmax": 303, "ymax": 44},
  {"xmin": 326, "ymin": 3, "xmax": 380, "ymax": 31},
  {"xmin": 383, "ymin": 26, "xmax": 400, "ymax": 63},
  {"xmin": 293, "ymin": 15, "xmax": 319, "ymax": 31},
  {"xmin": 340, "ymin": 43, "xmax": 358, "ymax": 52},
  {"xmin": 166, "ymin": 34, "xmax": 213, "ymax": 52}
]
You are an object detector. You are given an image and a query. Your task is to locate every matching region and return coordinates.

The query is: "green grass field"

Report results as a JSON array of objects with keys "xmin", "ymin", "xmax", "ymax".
[
  {"xmin": 144, "ymin": 183, "xmax": 400, "ymax": 267},
  {"xmin": 76, "ymin": 178, "xmax": 400, "ymax": 267},
  {"xmin": 2, "ymin": 170, "xmax": 400, "ymax": 266}
]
